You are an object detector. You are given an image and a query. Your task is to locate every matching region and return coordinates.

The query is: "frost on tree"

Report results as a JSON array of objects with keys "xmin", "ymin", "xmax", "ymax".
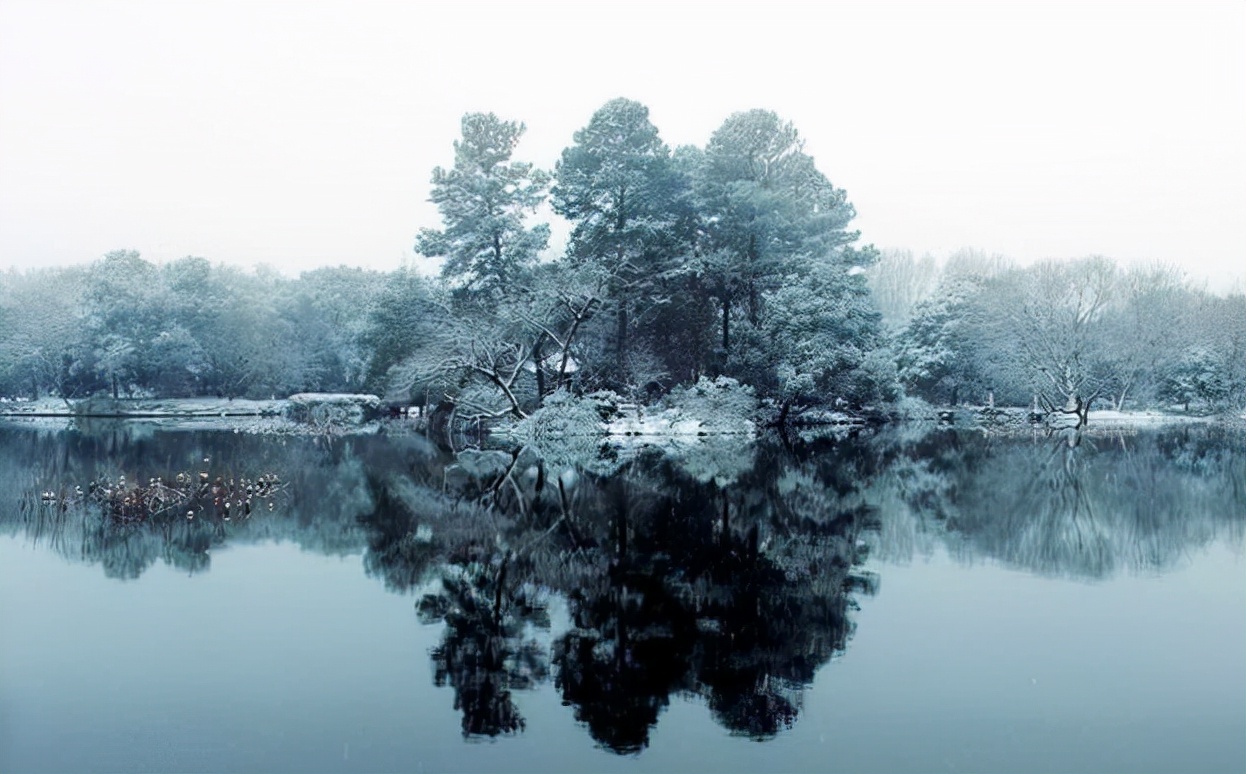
[{"xmin": 416, "ymin": 113, "xmax": 550, "ymax": 298}]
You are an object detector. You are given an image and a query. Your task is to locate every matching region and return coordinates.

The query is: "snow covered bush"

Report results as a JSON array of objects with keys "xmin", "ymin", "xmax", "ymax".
[
  {"xmin": 510, "ymin": 390, "xmax": 631, "ymax": 474},
  {"xmin": 662, "ymin": 376, "xmax": 757, "ymax": 434},
  {"xmin": 893, "ymin": 395, "xmax": 937, "ymax": 422},
  {"xmin": 841, "ymin": 347, "xmax": 901, "ymax": 405},
  {"xmin": 513, "ymin": 389, "xmax": 616, "ymax": 440},
  {"xmin": 1161, "ymin": 349, "xmax": 1231, "ymax": 413}
]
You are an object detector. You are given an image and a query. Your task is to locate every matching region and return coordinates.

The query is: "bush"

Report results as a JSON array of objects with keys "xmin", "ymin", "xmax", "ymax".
[
  {"xmin": 514, "ymin": 389, "xmax": 616, "ymax": 440},
  {"xmin": 893, "ymin": 395, "xmax": 936, "ymax": 421},
  {"xmin": 662, "ymin": 376, "xmax": 757, "ymax": 434},
  {"xmin": 841, "ymin": 348, "xmax": 901, "ymax": 405}
]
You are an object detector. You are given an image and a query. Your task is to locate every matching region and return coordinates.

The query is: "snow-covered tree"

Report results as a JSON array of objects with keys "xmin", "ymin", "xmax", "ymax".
[
  {"xmin": 552, "ymin": 98, "xmax": 689, "ymax": 387},
  {"xmin": 83, "ymin": 250, "xmax": 166, "ymax": 397},
  {"xmin": 865, "ymin": 248, "xmax": 941, "ymax": 331},
  {"xmin": 1201, "ymin": 292, "xmax": 1246, "ymax": 410},
  {"xmin": 1161, "ymin": 347, "xmax": 1230, "ymax": 412},
  {"xmin": 389, "ymin": 285, "xmax": 537, "ymax": 420},
  {"xmin": 762, "ymin": 254, "xmax": 888, "ymax": 411},
  {"xmin": 692, "ymin": 110, "xmax": 858, "ymax": 364},
  {"xmin": 1096, "ymin": 263, "xmax": 1192, "ymax": 409},
  {"xmin": 0, "ymin": 267, "xmax": 93, "ymax": 399},
  {"xmin": 416, "ymin": 113, "xmax": 550, "ymax": 298},
  {"xmin": 986, "ymin": 257, "xmax": 1118, "ymax": 422},
  {"xmin": 279, "ymin": 266, "xmax": 387, "ymax": 390},
  {"xmin": 362, "ymin": 269, "xmax": 437, "ymax": 394},
  {"xmin": 895, "ymin": 275, "xmax": 990, "ymax": 405}
]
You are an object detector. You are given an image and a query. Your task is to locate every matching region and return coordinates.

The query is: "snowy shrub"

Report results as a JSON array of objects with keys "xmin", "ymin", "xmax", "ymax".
[
  {"xmin": 513, "ymin": 389, "xmax": 614, "ymax": 441},
  {"xmin": 583, "ymin": 390, "xmax": 625, "ymax": 421},
  {"xmin": 662, "ymin": 376, "xmax": 758, "ymax": 434},
  {"xmin": 452, "ymin": 383, "xmax": 517, "ymax": 420},
  {"xmin": 894, "ymin": 395, "xmax": 936, "ymax": 421},
  {"xmin": 1161, "ymin": 349, "xmax": 1231, "ymax": 413},
  {"xmin": 843, "ymin": 348, "xmax": 901, "ymax": 405}
]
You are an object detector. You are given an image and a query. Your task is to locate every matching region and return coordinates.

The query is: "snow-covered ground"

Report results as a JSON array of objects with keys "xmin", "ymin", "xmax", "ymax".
[
  {"xmin": 0, "ymin": 395, "xmax": 392, "ymax": 436},
  {"xmin": 286, "ymin": 393, "xmax": 381, "ymax": 410},
  {"xmin": 1085, "ymin": 409, "xmax": 1208, "ymax": 426},
  {"xmin": 0, "ymin": 396, "xmax": 285, "ymax": 417},
  {"xmin": 605, "ymin": 406, "xmax": 755, "ymax": 438},
  {"xmin": 3, "ymin": 396, "xmax": 1238, "ymax": 436}
]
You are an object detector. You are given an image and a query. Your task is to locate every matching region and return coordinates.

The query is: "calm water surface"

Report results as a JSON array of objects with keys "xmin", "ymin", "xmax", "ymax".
[{"xmin": 1, "ymin": 422, "xmax": 1243, "ymax": 773}]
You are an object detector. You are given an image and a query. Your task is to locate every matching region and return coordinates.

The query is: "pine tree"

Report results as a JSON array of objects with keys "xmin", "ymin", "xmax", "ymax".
[
  {"xmin": 693, "ymin": 110, "xmax": 858, "ymax": 361},
  {"xmin": 416, "ymin": 113, "xmax": 550, "ymax": 298},
  {"xmin": 552, "ymin": 98, "xmax": 689, "ymax": 388}
]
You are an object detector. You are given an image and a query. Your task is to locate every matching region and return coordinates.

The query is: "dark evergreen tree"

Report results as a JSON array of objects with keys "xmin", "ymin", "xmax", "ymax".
[
  {"xmin": 692, "ymin": 110, "xmax": 858, "ymax": 367},
  {"xmin": 552, "ymin": 98, "xmax": 690, "ymax": 391}
]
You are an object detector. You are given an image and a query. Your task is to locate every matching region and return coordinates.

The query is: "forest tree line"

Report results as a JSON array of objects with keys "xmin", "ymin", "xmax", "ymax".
[
  {"xmin": 1, "ymin": 99, "xmax": 1243, "ymax": 416},
  {"xmin": 867, "ymin": 249, "xmax": 1246, "ymax": 413}
]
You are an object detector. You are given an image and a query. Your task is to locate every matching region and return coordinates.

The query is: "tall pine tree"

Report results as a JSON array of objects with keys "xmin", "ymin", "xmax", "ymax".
[
  {"xmin": 552, "ymin": 99, "xmax": 690, "ymax": 389},
  {"xmin": 416, "ymin": 113, "xmax": 550, "ymax": 299}
]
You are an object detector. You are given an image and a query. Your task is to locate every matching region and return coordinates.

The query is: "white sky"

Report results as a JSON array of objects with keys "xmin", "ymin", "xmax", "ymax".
[{"xmin": 1, "ymin": 0, "xmax": 1243, "ymax": 288}]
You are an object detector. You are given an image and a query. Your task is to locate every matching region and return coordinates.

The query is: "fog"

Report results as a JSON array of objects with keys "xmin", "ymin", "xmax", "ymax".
[{"xmin": 1, "ymin": 1, "xmax": 1242, "ymax": 288}]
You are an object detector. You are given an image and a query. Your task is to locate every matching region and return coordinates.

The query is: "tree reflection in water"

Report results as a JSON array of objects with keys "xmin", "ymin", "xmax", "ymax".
[
  {"xmin": 861, "ymin": 425, "xmax": 1246, "ymax": 579},
  {"xmin": 1, "ymin": 421, "xmax": 1242, "ymax": 751},
  {"xmin": 419, "ymin": 570, "xmax": 550, "ymax": 737},
  {"xmin": 398, "ymin": 435, "xmax": 878, "ymax": 750}
]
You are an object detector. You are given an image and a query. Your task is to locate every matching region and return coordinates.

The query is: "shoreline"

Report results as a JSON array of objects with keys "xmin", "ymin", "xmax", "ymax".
[{"xmin": 1, "ymin": 397, "xmax": 1241, "ymax": 435}]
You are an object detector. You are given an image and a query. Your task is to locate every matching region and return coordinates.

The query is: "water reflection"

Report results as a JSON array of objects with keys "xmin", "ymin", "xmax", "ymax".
[
  {"xmin": 1, "ymin": 424, "xmax": 394, "ymax": 577},
  {"xmin": 1, "ymin": 420, "xmax": 1242, "ymax": 751},
  {"xmin": 859, "ymin": 425, "xmax": 1246, "ymax": 579}
]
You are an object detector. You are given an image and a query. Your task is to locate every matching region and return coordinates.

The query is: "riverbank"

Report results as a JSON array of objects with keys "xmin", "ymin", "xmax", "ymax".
[
  {"xmin": 943, "ymin": 404, "xmax": 1245, "ymax": 435},
  {"xmin": 2, "ymin": 396, "xmax": 1240, "ymax": 437},
  {"xmin": 0, "ymin": 395, "xmax": 386, "ymax": 435},
  {"xmin": 0, "ymin": 396, "xmax": 285, "ymax": 418}
]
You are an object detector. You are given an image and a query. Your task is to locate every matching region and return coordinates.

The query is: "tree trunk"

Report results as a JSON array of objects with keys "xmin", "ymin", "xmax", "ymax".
[
  {"xmin": 616, "ymin": 301, "xmax": 629, "ymax": 377},
  {"xmin": 746, "ymin": 235, "xmax": 760, "ymax": 326},
  {"xmin": 1078, "ymin": 394, "xmax": 1094, "ymax": 427},
  {"xmin": 1041, "ymin": 392, "xmax": 1086, "ymax": 431},
  {"xmin": 533, "ymin": 335, "xmax": 546, "ymax": 399},
  {"xmin": 1114, "ymin": 378, "xmax": 1132, "ymax": 411},
  {"xmin": 556, "ymin": 296, "xmax": 596, "ymax": 392},
  {"xmin": 721, "ymin": 299, "xmax": 730, "ymax": 355},
  {"xmin": 478, "ymin": 368, "xmax": 527, "ymax": 420}
]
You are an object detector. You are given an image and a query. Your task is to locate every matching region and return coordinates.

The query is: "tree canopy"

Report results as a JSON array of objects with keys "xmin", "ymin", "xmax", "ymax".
[
  {"xmin": 416, "ymin": 113, "xmax": 550, "ymax": 298},
  {"xmin": 2, "ymin": 100, "xmax": 1242, "ymax": 421}
]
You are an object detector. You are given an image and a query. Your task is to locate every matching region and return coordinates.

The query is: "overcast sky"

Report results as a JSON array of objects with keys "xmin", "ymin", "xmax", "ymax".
[{"xmin": 1, "ymin": 0, "xmax": 1243, "ymax": 287}]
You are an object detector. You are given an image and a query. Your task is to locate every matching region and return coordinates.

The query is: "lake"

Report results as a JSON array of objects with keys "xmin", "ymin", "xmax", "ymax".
[{"xmin": 1, "ymin": 421, "xmax": 1243, "ymax": 773}]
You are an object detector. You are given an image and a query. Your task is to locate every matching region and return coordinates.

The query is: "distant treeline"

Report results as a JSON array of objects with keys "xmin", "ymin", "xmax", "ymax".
[
  {"xmin": 0, "ymin": 255, "xmax": 402, "ymax": 401},
  {"xmin": 2, "ymin": 99, "xmax": 1243, "ymax": 416},
  {"xmin": 866, "ymin": 249, "xmax": 1246, "ymax": 413}
]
